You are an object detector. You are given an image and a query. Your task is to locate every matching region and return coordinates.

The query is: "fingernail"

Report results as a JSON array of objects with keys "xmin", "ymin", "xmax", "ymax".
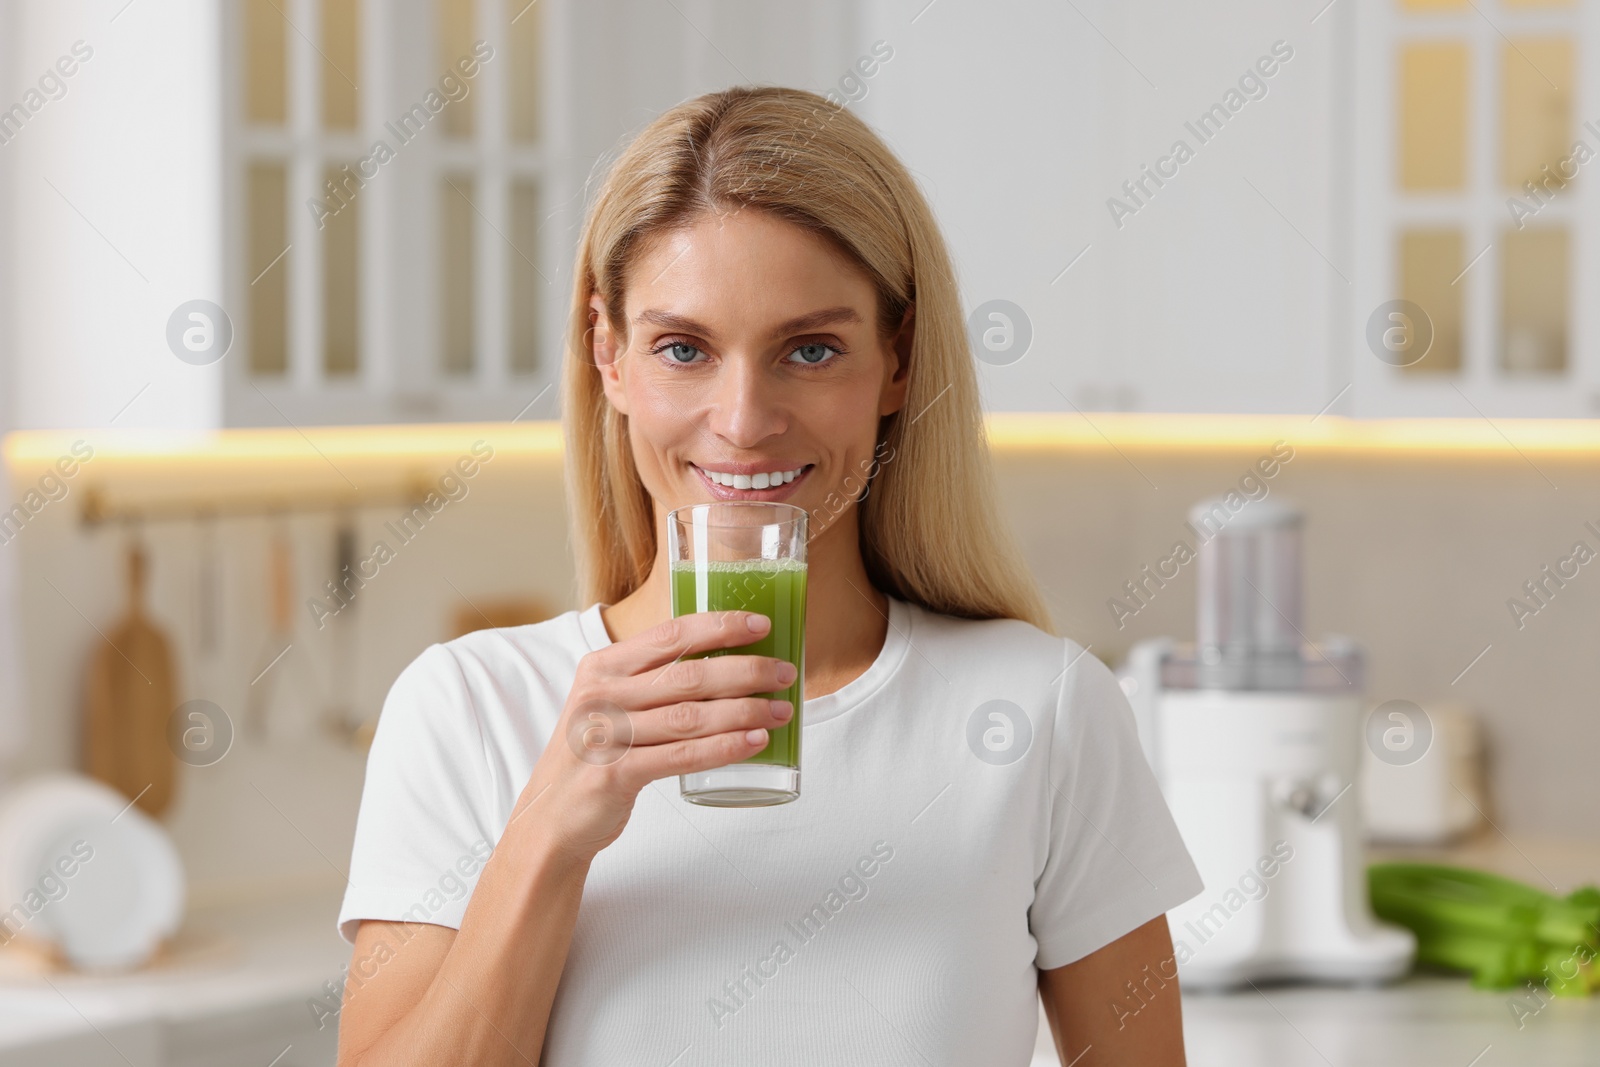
[
  {"xmin": 770, "ymin": 699, "xmax": 793, "ymax": 719},
  {"xmin": 745, "ymin": 729, "xmax": 768, "ymax": 745},
  {"xmin": 746, "ymin": 614, "xmax": 771, "ymax": 632},
  {"xmin": 777, "ymin": 661, "xmax": 797, "ymax": 684}
]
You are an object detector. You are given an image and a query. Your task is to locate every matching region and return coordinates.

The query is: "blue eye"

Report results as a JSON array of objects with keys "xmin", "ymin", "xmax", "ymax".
[
  {"xmin": 652, "ymin": 339, "xmax": 843, "ymax": 368},
  {"xmin": 663, "ymin": 342, "xmax": 703, "ymax": 364},
  {"xmin": 787, "ymin": 343, "xmax": 840, "ymax": 366}
]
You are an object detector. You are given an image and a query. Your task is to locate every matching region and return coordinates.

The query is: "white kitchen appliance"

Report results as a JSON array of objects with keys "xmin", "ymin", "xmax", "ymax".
[
  {"xmin": 1119, "ymin": 498, "xmax": 1414, "ymax": 988},
  {"xmin": 1361, "ymin": 701, "xmax": 1486, "ymax": 845}
]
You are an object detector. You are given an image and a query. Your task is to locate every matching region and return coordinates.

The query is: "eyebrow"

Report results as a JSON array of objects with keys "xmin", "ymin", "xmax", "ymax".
[{"xmin": 632, "ymin": 305, "xmax": 862, "ymax": 338}]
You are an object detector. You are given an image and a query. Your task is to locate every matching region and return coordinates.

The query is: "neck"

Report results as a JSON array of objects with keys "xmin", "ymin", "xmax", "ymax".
[{"xmin": 600, "ymin": 507, "xmax": 889, "ymax": 697}]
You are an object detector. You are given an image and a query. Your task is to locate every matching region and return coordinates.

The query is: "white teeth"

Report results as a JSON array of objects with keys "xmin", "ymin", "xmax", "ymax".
[{"xmin": 698, "ymin": 465, "xmax": 805, "ymax": 489}]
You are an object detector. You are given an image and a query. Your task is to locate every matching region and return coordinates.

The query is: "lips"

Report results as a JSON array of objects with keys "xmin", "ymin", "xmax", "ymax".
[{"xmin": 691, "ymin": 463, "xmax": 814, "ymax": 502}]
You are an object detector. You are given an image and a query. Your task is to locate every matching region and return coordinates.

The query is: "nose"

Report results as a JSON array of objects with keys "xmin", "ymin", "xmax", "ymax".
[{"xmin": 704, "ymin": 355, "xmax": 787, "ymax": 449}]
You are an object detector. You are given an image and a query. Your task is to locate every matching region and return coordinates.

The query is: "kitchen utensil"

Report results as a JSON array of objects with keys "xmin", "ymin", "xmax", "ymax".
[
  {"xmin": 84, "ymin": 538, "xmax": 178, "ymax": 818},
  {"xmin": 322, "ymin": 516, "xmax": 359, "ymax": 739},
  {"xmin": 1120, "ymin": 498, "xmax": 1415, "ymax": 988},
  {"xmin": 0, "ymin": 773, "xmax": 185, "ymax": 971},
  {"xmin": 195, "ymin": 513, "xmax": 220, "ymax": 660},
  {"xmin": 189, "ymin": 514, "xmax": 224, "ymax": 706},
  {"xmin": 245, "ymin": 522, "xmax": 295, "ymax": 741},
  {"xmin": 0, "ymin": 533, "xmax": 24, "ymax": 775}
]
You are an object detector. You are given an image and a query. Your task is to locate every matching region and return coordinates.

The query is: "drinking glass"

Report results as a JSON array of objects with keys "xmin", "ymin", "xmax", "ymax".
[{"xmin": 667, "ymin": 501, "xmax": 807, "ymax": 807}]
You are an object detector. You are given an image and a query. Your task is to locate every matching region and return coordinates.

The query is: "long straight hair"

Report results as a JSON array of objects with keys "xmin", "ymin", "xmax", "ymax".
[{"xmin": 561, "ymin": 86, "xmax": 1055, "ymax": 634}]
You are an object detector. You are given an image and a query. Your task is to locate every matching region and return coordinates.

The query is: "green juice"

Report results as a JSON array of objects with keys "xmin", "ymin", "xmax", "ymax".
[{"xmin": 670, "ymin": 558, "xmax": 807, "ymax": 767}]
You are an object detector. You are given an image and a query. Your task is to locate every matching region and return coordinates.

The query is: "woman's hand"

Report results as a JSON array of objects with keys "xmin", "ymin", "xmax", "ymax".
[
  {"xmin": 513, "ymin": 609, "xmax": 795, "ymax": 862},
  {"xmin": 337, "ymin": 610, "xmax": 795, "ymax": 1066}
]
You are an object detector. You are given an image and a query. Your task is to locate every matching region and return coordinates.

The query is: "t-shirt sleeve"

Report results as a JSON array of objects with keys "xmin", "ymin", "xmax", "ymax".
[
  {"xmin": 337, "ymin": 643, "xmax": 498, "ymax": 945},
  {"xmin": 1029, "ymin": 640, "xmax": 1204, "ymax": 970}
]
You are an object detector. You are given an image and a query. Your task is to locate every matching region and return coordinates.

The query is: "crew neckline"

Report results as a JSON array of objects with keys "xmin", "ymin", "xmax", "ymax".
[{"xmin": 576, "ymin": 595, "xmax": 914, "ymax": 727}]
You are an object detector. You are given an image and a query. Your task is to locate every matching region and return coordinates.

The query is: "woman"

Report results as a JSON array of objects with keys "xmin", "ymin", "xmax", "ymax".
[{"xmin": 336, "ymin": 86, "xmax": 1202, "ymax": 1066}]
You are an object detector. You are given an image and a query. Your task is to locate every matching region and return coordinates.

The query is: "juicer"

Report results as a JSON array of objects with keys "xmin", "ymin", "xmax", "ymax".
[{"xmin": 1118, "ymin": 497, "xmax": 1415, "ymax": 988}]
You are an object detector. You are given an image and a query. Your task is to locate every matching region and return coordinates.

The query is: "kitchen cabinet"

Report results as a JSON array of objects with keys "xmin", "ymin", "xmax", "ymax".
[
  {"xmin": 858, "ymin": 0, "xmax": 1345, "ymax": 417},
  {"xmin": 860, "ymin": 0, "xmax": 1600, "ymax": 419},
  {"xmin": 5, "ymin": 0, "xmax": 861, "ymax": 433},
  {"xmin": 1348, "ymin": 0, "xmax": 1600, "ymax": 419}
]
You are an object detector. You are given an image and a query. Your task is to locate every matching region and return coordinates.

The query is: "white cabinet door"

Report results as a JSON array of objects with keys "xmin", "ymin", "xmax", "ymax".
[
  {"xmin": 859, "ymin": 0, "xmax": 1343, "ymax": 416},
  {"xmin": 1347, "ymin": 0, "xmax": 1596, "ymax": 418}
]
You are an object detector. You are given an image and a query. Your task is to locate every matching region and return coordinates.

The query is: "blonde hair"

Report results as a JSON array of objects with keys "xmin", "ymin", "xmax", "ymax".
[{"xmin": 561, "ymin": 85, "xmax": 1055, "ymax": 634}]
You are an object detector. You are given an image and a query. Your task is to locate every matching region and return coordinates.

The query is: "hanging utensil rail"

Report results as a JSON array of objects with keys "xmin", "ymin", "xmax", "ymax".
[{"xmin": 78, "ymin": 476, "xmax": 436, "ymax": 528}]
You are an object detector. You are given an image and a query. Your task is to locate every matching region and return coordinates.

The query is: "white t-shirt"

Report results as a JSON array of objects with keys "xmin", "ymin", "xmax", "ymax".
[{"xmin": 339, "ymin": 594, "xmax": 1203, "ymax": 1065}]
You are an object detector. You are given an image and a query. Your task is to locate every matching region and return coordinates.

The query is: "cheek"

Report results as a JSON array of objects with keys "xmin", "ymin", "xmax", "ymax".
[
  {"xmin": 818, "ymin": 384, "xmax": 880, "ymax": 443},
  {"xmin": 624, "ymin": 383, "xmax": 693, "ymax": 470},
  {"xmin": 808, "ymin": 399, "xmax": 879, "ymax": 478}
]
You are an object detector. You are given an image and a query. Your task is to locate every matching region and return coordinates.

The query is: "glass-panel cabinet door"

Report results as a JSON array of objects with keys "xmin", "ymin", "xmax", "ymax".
[
  {"xmin": 227, "ymin": 0, "xmax": 559, "ymax": 426},
  {"xmin": 1352, "ymin": 0, "xmax": 1592, "ymax": 418}
]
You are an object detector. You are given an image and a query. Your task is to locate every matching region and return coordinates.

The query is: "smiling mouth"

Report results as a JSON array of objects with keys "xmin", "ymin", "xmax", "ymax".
[{"xmin": 690, "ymin": 463, "xmax": 814, "ymax": 500}]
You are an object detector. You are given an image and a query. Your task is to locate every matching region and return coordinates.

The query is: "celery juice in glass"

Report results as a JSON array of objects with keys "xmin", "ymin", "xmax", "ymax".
[{"xmin": 667, "ymin": 503, "xmax": 807, "ymax": 806}]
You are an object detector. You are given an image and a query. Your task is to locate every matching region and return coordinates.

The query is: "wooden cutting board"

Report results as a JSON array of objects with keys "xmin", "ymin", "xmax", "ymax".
[{"xmin": 84, "ymin": 543, "xmax": 177, "ymax": 818}]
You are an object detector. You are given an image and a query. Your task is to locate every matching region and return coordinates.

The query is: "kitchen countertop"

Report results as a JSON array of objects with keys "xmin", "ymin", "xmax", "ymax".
[
  {"xmin": 1161, "ymin": 975, "xmax": 1596, "ymax": 1067},
  {"xmin": 0, "ymin": 887, "xmax": 351, "ymax": 1063},
  {"xmin": 1031, "ymin": 831, "xmax": 1600, "ymax": 1066},
  {"xmin": 4, "ymin": 835, "xmax": 1597, "ymax": 1066},
  {"xmin": 1027, "ymin": 960, "xmax": 1600, "ymax": 1066}
]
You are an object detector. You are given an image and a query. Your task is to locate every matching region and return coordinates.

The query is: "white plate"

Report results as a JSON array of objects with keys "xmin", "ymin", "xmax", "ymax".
[{"xmin": 0, "ymin": 773, "xmax": 185, "ymax": 971}]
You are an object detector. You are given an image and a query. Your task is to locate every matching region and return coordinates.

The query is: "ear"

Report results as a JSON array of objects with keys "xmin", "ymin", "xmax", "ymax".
[
  {"xmin": 879, "ymin": 303, "xmax": 914, "ymax": 417},
  {"xmin": 589, "ymin": 293, "xmax": 630, "ymax": 416}
]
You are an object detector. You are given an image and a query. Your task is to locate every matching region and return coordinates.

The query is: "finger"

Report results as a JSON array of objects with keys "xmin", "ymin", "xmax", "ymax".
[
  {"xmin": 611, "ymin": 728, "xmax": 773, "ymax": 791},
  {"xmin": 598, "ymin": 610, "xmax": 770, "ymax": 679},
  {"xmin": 627, "ymin": 695, "xmax": 792, "ymax": 747},
  {"xmin": 620, "ymin": 651, "xmax": 794, "ymax": 710}
]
